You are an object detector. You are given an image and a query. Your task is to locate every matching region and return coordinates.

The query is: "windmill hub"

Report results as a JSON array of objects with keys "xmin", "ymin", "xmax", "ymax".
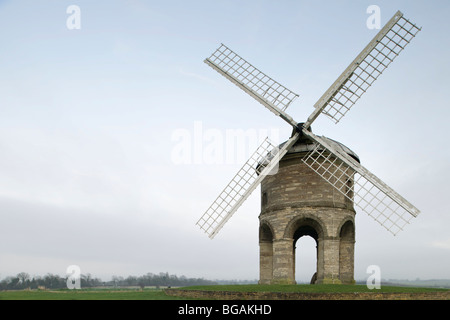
[{"xmin": 294, "ymin": 122, "xmax": 306, "ymax": 135}]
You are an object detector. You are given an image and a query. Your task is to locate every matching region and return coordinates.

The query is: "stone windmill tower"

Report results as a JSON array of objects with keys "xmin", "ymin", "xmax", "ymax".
[
  {"xmin": 196, "ymin": 11, "xmax": 421, "ymax": 285},
  {"xmin": 259, "ymin": 132, "xmax": 359, "ymax": 284}
]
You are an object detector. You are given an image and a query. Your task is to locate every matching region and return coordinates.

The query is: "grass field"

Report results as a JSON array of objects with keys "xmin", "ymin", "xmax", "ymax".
[
  {"xmin": 0, "ymin": 288, "xmax": 187, "ymax": 300},
  {"xmin": 0, "ymin": 284, "xmax": 448, "ymax": 300}
]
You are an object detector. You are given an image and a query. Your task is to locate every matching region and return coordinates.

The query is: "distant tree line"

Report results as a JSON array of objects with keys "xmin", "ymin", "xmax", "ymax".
[
  {"xmin": 0, "ymin": 272, "xmax": 102, "ymax": 290},
  {"xmin": 0, "ymin": 272, "xmax": 217, "ymax": 290},
  {"xmin": 110, "ymin": 272, "xmax": 217, "ymax": 288}
]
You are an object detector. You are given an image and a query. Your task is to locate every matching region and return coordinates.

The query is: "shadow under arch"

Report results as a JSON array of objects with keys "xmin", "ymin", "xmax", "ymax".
[
  {"xmin": 283, "ymin": 215, "xmax": 327, "ymax": 240},
  {"xmin": 259, "ymin": 220, "xmax": 274, "ymax": 242}
]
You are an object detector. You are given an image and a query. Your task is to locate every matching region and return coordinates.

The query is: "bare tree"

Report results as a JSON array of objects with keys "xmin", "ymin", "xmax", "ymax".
[{"xmin": 17, "ymin": 272, "xmax": 30, "ymax": 285}]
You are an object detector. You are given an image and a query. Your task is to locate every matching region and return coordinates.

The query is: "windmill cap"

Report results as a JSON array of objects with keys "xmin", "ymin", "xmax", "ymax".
[{"xmin": 282, "ymin": 135, "xmax": 360, "ymax": 163}]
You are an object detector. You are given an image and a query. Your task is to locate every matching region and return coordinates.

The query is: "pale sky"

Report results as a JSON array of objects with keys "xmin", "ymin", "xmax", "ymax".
[{"xmin": 0, "ymin": 0, "xmax": 449, "ymax": 282}]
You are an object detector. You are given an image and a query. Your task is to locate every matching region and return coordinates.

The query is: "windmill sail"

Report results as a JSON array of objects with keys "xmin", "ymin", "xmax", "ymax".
[
  {"xmin": 305, "ymin": 11, "xmax": 421, "ymax": 128},
  {"xmin": 205, "ymin": 44, "xmax": 299, "ymax": 128},
  {"xmin": 301, "ymin": 130, "xmax": 420, "ymax": 235},
  {"xmin": 196, "ymin": 133, "xmax": 300, "ymax": 238},
  {"xmin": 199, "ymin": 10, "xmax": 421, "ymax": 238}
]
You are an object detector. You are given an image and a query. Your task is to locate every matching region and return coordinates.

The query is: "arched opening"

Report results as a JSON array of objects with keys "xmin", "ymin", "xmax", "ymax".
[
  {"xmin": 294, "ymin": 235, "xmax": 317, "ymax": 284},
  {"xmin": 292, "ymin": 222, "xmax": 320, "ymax": 284}
]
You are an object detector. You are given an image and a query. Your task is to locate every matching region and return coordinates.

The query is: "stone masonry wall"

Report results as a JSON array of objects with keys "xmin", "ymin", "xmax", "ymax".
[
  {"xmin": 165, "ymin": 288, "xmax": 450, "ymax": 300},
  {"xmin": 259, "ymin": 149, "xmax": 356, "ymax": 285}
]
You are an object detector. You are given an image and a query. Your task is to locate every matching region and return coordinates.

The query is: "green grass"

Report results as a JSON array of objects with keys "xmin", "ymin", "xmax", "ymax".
[
  {"xmin": 178, "ymin": 284, "xmax": 450, "ymax": 294},
  {"xmin": 1, "ymin": 284, "xmax": 447, "ymax": 300},
  {"xmin": 0, "ymin": 288, "xmax": 190, "ymax": 300}
]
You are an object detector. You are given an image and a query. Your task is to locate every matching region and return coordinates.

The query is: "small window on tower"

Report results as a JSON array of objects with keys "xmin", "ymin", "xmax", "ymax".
[
  {"xmin": 262, "ymin": 192, "xmax": 268, "ymax": 206},
  {"xmin": 346, "ymin": 179, "xmax": 354, "ymax": 199}
]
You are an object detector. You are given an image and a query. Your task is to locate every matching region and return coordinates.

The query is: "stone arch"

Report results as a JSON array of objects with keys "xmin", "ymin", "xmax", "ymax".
[
  {"xmin": 282, "ymin": 215, "xmax": 326, "ymax": 284},
  {"xmin": 336, "ymin": 216, "xmax": 355, "ymax": 238},
  {"xmin": 294, "ymin": 234, "xmax": 318, "ymax": 284},
  {"xmin": 259, "ymin": 220, "xmax": 274, "ymax": 242},
  {"xmin": 283, "ymin": 214, "xmax": 326, "ymax": 240}
]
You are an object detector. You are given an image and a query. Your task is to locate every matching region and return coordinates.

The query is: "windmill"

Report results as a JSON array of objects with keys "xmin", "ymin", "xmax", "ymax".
[{"xmin": 196, "ymin": 11, "xmax": 421, "ymax": 284}]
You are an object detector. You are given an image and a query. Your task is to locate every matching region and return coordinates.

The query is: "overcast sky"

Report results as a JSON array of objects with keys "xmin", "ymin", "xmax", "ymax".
[{"xmin": 0, "ymin": 0, "xmax": 449, "ymax": 283}]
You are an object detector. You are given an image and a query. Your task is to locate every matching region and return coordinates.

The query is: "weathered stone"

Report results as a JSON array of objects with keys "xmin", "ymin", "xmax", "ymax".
[{"xmin": 259, "ymin": 137, "xmax": 356, "ymax": 285}]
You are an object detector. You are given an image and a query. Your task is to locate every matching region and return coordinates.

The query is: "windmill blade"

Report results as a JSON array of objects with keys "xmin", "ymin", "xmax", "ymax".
[
  {"xmin": 205, "ymin": 43, "xmax": 299, "ymax": 128},
  {"xmin": 304, "ymin": 11, "xmax": 421, "ymax": 128},
  {"xmin": 301, "ymin": 129, "xmax": 420, "ymax": 235},
  {"xmin": 197, "ymin": 132, "xmax": 300, "ymax": 239}
]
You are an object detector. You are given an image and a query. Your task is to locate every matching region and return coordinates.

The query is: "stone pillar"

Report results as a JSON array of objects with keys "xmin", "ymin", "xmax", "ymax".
[
  {"xmin": 339, "ymin": 220, "xmax": 356, "ymax": 284},
  {"xmin": 316, "ymin": 236, "xmax": 324, "ymax": 282},
  {"xmin": 318, "ymin": 238, "xmax": 342, "ymax": 284},
  {"xmin": 258, "ymin": 241, "xmax": 273, "ymax": 284},
  {"xmin": 271, "ymin": 238, "xmax": 296, "ymax": 284},
  {"xmin": 339, "ymin": 238, "xmax": 355, "ymax": 284}
]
